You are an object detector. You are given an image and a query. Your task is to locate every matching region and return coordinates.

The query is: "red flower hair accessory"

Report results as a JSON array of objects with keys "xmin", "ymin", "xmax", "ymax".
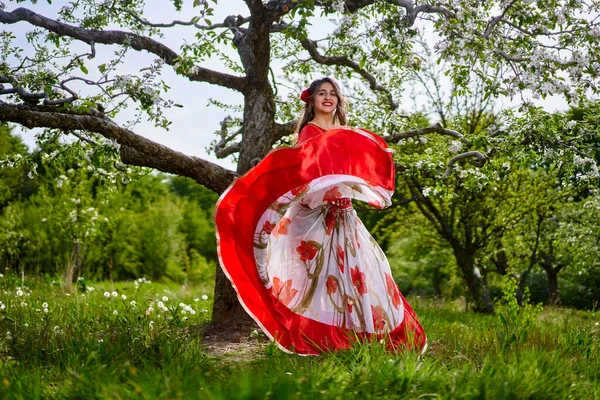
[{"xmin": 300, "ymin": 89, "xmax": 310, "ymax": 104}]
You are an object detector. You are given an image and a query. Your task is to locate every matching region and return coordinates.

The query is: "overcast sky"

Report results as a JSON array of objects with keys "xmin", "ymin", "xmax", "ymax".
[{"xmin": 6, "ymin": 1, "xmax": 568, "ymax": 172}]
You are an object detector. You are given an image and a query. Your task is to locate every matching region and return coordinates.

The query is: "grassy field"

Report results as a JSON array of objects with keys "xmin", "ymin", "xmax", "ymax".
[{"xmin": 0, "ymin": 275, "xmax": 598, "ymax": 399}]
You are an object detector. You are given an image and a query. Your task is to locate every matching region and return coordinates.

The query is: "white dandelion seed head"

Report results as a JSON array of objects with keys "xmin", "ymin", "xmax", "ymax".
[
  {"xmin": 42, "ymin": 302, "xmax": 48, "ymax": 308},
  {"xmin": 104, "ymin": 292, "xmax": 110, "ymax": 298},
  {"xmin": 162, "ymin": 296, "xmax": 169, "ymax": 302},
  {"xmin": 111, "ymin": 291, "xmax": 118, "ymax": 297},
  {"xmin": 16, "ymin": 289, "xmax": 23, "ymax": 296},
  {"xmin": 201, "ymin": 294, "xmax": 208, "ymax": 300},
  {"xmin": 113, "ymin": 310, "xmax": 118, "ymax": 315},
  {"xmin": 121, "ymin": 295, "xmax": 127, "ymax": 300}
]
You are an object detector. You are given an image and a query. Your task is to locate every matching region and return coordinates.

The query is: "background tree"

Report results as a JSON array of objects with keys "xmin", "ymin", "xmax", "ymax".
[{"xmin": 1, "ymin": 0, "xmax": 599, "ymax": 325}]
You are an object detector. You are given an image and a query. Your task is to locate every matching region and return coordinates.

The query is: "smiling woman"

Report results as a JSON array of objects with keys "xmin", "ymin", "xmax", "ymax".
[{"xmin": 215, "ymin": 77, "xmax": 426, "ymax": 355}]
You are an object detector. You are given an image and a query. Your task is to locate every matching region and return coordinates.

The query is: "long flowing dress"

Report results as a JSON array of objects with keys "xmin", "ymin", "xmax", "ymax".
[{"xmin": 214, "ymin": 124, "xmax": 426, "ymax": 355}]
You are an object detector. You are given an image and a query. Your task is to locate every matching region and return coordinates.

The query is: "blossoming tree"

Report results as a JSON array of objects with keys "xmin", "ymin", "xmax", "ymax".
[{"xmin": 1, "ymin": 0, "xmax": 599, "ymax": 322}]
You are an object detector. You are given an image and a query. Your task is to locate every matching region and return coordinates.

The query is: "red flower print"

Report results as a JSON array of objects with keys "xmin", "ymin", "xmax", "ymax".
[
  {"xmin": 385, "ymin": 273, "xmax": 402, "ymax": 310},
  {"xmin": 270, "ymin": 277, "xmax": 298, "ymax": 307},
  {"xmin": 325, "ymin": 212, "xmax": 336, "ymax": 236},
  {"xmin": 337, "ymin": 245, "xmax": 345, "ymax": 273},
  {"xmin": 345, "ymin": 295, "xmax": 353, "ymax": 313},
  {"xmin": 291, "ymin": 184, "xmax": 308, "ymax": 196},
  {"xmin": 273, "ymin": 217, "xmax": 291, "ymax": 237},
  {"xmin": 326, "ymin": 276, "xmax": 338, "ymax": 295},
  {"xmin": 322, "ymin": 186, "xmax": 342, "ymax": 202},
  {"xmin": 368, "ymin": 200, "xmax": 382, "ymax": 209},
  {"xmin": 351, "ymin": 266, "xmax": 367, "ymax": 295},
  {"xmin": 296, "ymin": 240, "xmax": 318, "ymax": 262},
  {"xmin": 371, "ymin": 305, "xmax": 386, "ymax": 332},
  {"xmin": 262, "ymin": 220, "xmax": 276, "ymax": 235}
]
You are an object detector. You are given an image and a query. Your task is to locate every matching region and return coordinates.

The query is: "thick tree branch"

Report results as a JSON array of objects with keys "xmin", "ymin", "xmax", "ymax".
[
  {"xmin": 0, "ymin": 7, "xmax": 248, "ymax": 93},
  {"xmin": 300, "ymin": 38, "xmax": 398, "ymax": 110},
  {"xmin": 383, "ymin": 122, "xmax": 470, "ymax": 144},
  {"xmin": 0, "ymin": 100, "xmax": 237, "ymax": 194},
  {"xmin": 444, "ymin": 151, "xmax": 487, "ymax": 177},
  {"xmin": 271, "ymin": 121, "xmax": 297, "ymax": 142}
]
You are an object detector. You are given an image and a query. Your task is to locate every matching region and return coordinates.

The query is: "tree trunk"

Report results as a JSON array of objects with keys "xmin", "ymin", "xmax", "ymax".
[
  {"xmin": 455, "ymin": 248, "xmax": 494, "ymax": 313},
  {"xmin": 546, "ymin": 269, "xmax": 561, "ymax": 305},
  {"xmin": 540, "ymin": 251, "xmax": 562, "ymax": 306},
  {"xmin": 210, "ymin": 13, "xmax": 275, "ymax": 330}
]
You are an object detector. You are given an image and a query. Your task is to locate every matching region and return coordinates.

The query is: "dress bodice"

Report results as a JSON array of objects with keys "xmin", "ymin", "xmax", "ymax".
[{"xmin": 297, "ymin": 123, "xmax": 325, "ymax": 144}]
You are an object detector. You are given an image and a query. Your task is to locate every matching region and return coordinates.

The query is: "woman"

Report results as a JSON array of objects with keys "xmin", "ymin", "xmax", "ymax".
[{"xmin": 215, "ymin": 77, "xmax": 426, "ymax": 355}]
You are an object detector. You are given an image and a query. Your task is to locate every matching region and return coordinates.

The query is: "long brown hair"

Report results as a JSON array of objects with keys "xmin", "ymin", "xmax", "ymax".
[{"xmin": 295, "ymin": 77, "xmax": 348, "ymax": 134}]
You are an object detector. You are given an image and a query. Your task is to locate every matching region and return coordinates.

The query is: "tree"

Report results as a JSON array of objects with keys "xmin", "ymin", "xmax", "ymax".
[{"xmin": 1, "ymin": 1, "xmax": 599, "ymax": 324}]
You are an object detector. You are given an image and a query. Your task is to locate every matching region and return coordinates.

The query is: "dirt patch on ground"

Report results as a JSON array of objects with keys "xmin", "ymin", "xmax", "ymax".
[{"xmin": 198, "ymin": 321, "xmax": 270, "ymax": 361}]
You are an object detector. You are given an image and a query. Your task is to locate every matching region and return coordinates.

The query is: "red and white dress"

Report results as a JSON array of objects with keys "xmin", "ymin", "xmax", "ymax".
[{"xmin": 215, "ymin": 124, "xmax": 426, "ymax": 355}]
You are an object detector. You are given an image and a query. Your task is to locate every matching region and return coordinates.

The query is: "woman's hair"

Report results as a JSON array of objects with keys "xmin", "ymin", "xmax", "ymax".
[{"xmin": 295, "ymin": 77, "xmax": 348, "ymax": 134}]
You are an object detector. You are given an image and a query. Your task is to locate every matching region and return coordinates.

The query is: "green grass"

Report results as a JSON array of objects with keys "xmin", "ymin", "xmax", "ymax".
[{"xmin": 0, "ymin": 276, "xmax": 598, "ymax": 399}]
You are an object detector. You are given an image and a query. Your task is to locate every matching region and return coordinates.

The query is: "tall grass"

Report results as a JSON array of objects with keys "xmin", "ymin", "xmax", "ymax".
[{"xmin": 0, "ymin": 275, "xmax": 598, "ymax": 399}]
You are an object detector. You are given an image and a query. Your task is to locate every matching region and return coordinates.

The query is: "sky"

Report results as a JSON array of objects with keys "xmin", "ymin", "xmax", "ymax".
[{"xmin": 5, "ymin": 0, "xmax": 569, "ymax": 172}]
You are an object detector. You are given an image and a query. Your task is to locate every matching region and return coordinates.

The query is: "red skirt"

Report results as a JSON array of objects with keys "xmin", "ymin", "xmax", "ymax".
[{"xmin": 214, "ymin": 127, "xmax": 426, "ymax": 355}]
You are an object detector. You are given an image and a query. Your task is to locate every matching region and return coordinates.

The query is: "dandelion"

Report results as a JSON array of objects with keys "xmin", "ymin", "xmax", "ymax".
[
  {"xmin": 121, "ymin": 295, "xmax": 127, "ymax": 300},
  {"xmin": 157, "ymin": 301, "xmax": 165, "ymax": 309},
  {"xmin": 0, "ymin": 302, "xmax": 4, "ymax": 310},
  {"xmin": 201, "ymin": 295, "xmax": 208, "ymax": 300},
  {"xmin": 162, "ymin": 296, "xmax": 169, "ymax": 302},
  {"xmin": 113, "ymin": 310, "xmax": 118, "ymax": 315},
  {"xmin": 24, "ymin": 323, "xmax": 29, "ymax": 328},
  {"xmin": 42, "ymin": 302, "xmax": 48, "ymax": 308},
  {"xmin": 111, "ymin": 291, "xmax": 118, "ymax": 297},
  {"xmin": 194, "ymin": 298, "xmax": 199, "ymax": 302},
  {"xmin": 0, "ymin": 273, "xmax": 3, "ymax": 278},
  {"xmin": 44, "ymin": 308, "xmax": 49, "ymax": 313},
  {"xmin": 104, "ymin": 292, "xmax": 110, "ymax": 298},
  {"xmin": 147, "ymin": 307, "xmax": 154, "ymax": 314},
  {"xmin": 16, "ymin": 289, "xmax": 23, "ymax": 297},
  {"xmin": 130, "ymin": 300, "xmax": 137, "ymax": 306},
  {"xmin": 65, "ymin": 293, "xmax": 70, "ymax": 297},
  {"xmin": 20, "ymin": 302, "xmax": 27, "ymax": 307},
  {"xmin": 53, "ymin": 326, "xmax": 60, "ymax": 333},
  {"xmin": 149, "ymin": 321, "xmax": 155, "ymax": 330}
]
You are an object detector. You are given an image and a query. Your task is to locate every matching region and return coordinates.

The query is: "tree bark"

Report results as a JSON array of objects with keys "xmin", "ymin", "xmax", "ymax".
[
  {"xmin": 210, "ymin": 10, "xmax": 275, "ymax": 330},
  {"xmin": 455, "ymin": 248, "xmax": 494, "ymax": 313}
]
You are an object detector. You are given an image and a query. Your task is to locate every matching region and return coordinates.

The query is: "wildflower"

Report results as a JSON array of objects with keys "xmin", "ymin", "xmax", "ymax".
[
  {"xmin": 147, "ymin": 307, "xmax": 154, "ymax": 313},
  {"xmin": 24, "ymin": 323, "xmax": 29, "ymax": 328},
  {"xmin": 121, "ymin": 295, "xmax": 127, "ymax": 300},
  {"xmin": 149, "ymin": 321, "xmax": 155, "ymax": 329},
  {"xmin": 53, "ymin": 326, "xmax": 60, "ymax": 333},
  {"xmin": 111, "ymin": 291, "xmax": 118, "ymax": 297},
  {"xmin": 16, "ymin": 289, "xmax": 23, "ymax": 297},
  {"xmin": 113, "ymin": 310, "xmax": 118, "ymax": 315},
  {"xmin": 6, "ymin": 332, "xmax": 12, "ymax": 339},
  {"xmin": 162, "ymin": 296, "xmax": 169, "ymax": 302},
  {"xmin": 0, "ymin": 302, "xmax": 4, "ymax": 310},
  {"xmin": 194, "ymin": 298, "xmax": 199, "ymax": 302},
  {"xmin": 0, "ymin": 273, "xmax": 3, "ymax": 278},
  {"xmin": 42, "ymin": 302, "xmax": 48, "ymax": 308},
  {"xmin": 104, "ymin": 292, "xmax": 110, "ymax": 298},
  {"xmin": 157, "ymin": 301, "xmax": 165, "ymax": 309},
  {"xmin": 20, "ymin": 302, "xmax": 27, "ymax": 307},
  {"xmin": 65, "ymin": 293, "xmax": 70, "ymax": 297},
  {"xmin": 130, "ymin": 300, "xmax": 137, "ymax": 306},
  {"xmin": 44, "ymin": 308, "xmax": 49, "ymax": 313},
  {"xmin": 201, "ymin": 294, "xmax": 208, "ymax": 300}
]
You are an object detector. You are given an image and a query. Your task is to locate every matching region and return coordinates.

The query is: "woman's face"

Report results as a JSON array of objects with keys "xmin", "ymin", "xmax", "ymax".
[{"xmin": 312, "ymin": 82, "xmax": 338, "ymax": 117}]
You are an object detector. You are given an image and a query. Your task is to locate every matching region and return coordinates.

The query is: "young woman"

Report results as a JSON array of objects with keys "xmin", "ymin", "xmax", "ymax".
[{"xmin": 215, "ymin": 77, "xmax": 426, "ymax": 355}]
